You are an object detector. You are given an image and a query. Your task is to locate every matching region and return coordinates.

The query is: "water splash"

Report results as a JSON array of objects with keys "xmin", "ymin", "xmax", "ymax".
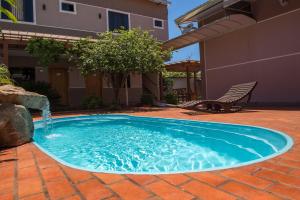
[{"xmin": 42, "ymin": 100, "xmax": 52, "ymax": 133}]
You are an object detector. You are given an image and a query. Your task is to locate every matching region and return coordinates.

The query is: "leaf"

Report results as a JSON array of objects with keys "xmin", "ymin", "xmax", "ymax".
[
  {"xmin": 4, "ymin": 0, "xmax": 16, "ymax": 7},
  {"xmin": 0, "ymin": 7, "xmax": 17, "ymax": 23}
]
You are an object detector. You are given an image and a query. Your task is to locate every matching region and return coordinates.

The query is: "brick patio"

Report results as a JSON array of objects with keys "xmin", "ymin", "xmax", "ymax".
[{"xmin": 1, "ymin": 108, "xmax": 300, "ymax": 200}]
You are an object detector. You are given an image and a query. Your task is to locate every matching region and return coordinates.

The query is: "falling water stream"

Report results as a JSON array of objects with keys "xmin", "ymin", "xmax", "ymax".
[{"xmin": 42, "ymin": 100, "xmax": 52, "ymax": 133}]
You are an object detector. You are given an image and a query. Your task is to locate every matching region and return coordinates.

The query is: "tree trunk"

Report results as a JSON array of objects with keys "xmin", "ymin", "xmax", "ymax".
[{"xmin": 111, "ymin": 73, "xmax": 128, "ymax": 105}]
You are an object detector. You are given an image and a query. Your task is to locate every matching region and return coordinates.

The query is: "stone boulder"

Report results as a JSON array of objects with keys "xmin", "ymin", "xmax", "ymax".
[
  {"xmin": 0, "ymin": 85, "xmax": 49, "ymax": 148},
  {"xmin": 0, "ymin": 103, "xmax": 34, "ymax": 148},
  {"xmin": 0, "ymin": 84, "xmax": 48, "ymax": 110}
]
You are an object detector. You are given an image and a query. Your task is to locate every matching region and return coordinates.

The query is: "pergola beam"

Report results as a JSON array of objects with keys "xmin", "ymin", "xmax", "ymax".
[
  {"xmin": 165, "ymin": 60, "xmax": 201, "ymax": 101},
  {"xmin": 0, "ymin": 30, "xmax": 85, "ymax": 43},
  {"xmin": 165, "ymin": 60, "xmax": 201, "ymax": 72}
]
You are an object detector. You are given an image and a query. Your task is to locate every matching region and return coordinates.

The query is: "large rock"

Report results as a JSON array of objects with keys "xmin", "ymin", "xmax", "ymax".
[
  {"xmin": 0, "ymin": 103, "xmax": 34, "ymax": 148},
  {"xmin": 0, "ymin": 85, "xmax": 50, "ymax": 148},
  {"xmin": 0, "ymin": 84, "xmax": 48, "ymax": 110}
]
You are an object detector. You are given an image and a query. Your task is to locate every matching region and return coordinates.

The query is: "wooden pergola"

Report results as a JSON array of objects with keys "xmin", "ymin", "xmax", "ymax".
[
  {"xmin": 165, "ymin": 60, "xmax": 201, "ymax": 101},
  {"xmin": 0, "ymin": 30, "xmax": 90, "ymax": 66}
]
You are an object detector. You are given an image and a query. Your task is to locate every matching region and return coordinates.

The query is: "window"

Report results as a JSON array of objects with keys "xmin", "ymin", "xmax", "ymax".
[
  {"xmin": 1, "ymin": 0, "xmax": 34, "ymax": 23},
  {"xmin": 153, "ymin": 19, "xmax": 164, "ymax": 29},
  {"xmin": 60, "ymin": 0, "xmax": 76, "ymax": 14},
  {"xmin": 9, "ymin": 67, "xmax": 35, "ymax": 84},
  {"xmin": 108, "ymin": 10, "xmax": 129, "ymax": 31}
]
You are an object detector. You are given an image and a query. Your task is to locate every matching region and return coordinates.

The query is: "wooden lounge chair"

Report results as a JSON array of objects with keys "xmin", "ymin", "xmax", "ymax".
[{"xmin": 179, "ymin": 81, "xmax": 257, "ymax": 113}]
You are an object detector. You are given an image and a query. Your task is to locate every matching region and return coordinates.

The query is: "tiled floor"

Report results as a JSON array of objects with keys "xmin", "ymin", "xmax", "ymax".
[{"xmin": 1, "ymin": 108, "xmax": 300, "ymax": 200}]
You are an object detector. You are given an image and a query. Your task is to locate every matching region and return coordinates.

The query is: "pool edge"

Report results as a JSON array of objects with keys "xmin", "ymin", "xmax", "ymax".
[{"xmin": 33, "ymin": 114, "xmax": 294, "ymax": 175}]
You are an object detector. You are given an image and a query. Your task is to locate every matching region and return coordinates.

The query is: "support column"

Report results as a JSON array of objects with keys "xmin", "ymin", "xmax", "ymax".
[
  {"xmin": 194, "ymin": 71, "xmax": 198, "ymax": 98},
  {"xmin": 186, "ymin": 65, "xmax": 191, "ymax": 101},
  {"xmin": 2, "ymin": 42, "xmax": 9, "ymax": 66}
]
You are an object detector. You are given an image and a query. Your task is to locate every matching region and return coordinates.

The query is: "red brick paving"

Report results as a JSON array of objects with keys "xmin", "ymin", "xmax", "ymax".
[{"xmin": 1, "ymin": 107, "xmax": 300, "ymax": 199}]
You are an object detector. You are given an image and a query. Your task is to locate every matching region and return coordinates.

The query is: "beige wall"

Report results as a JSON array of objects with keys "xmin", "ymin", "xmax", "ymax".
[
  {"xmin": 172, "ymin": 78, "xmax": 196, "ymax": 93},
  {"xmin": 131, "ymin": 14, "xmax": 169, "ymax": 41},
  {"xmin": 36, "ymin": 0, "xmax": 107, "ymax": 33},
  {"xmin": 130, "ymin": 73, "xmax": 142, "ymax": 88},
  {"xmin": 102, "ymin": 88, "xmax": 143, "ymax": 105},
  {"xmin": 1, "ymin": 0, "xmax": 168, "ymax": 106},
  {"xmin": 102, "ymin": 73, "xmax": 142, "ymax": 89},
  {"xmin": 68, "ymin": 68, "xmax": 85, "ymax": 88},
  {"xmin": 204, "ymin": 8, "xmax": 300, "ymax": 105},
  {"xmin": 131, "ymin": 14, "xmax": 168, "ymax": 41},
  {"xmin": 4, "ymin": 54, "xmax": 145, "ymax": 106},
  {"xmin": 71, "ymin": 0, "xmax": 168, "ymax": 19},
  {"xmin": 35, "ymin": 67, "xmax": 48, "ymax": 82},
  {"xmin": 0, "ymin": 0, "xmax": 168, "ymax": 41}
]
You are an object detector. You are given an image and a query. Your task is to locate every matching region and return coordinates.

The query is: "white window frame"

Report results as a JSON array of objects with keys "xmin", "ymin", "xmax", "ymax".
[
  {"xmin": 59, "ymin": 0, "xmax": 77, "ymax": 15},
  {"xmin": 0, "ymin": 0, "xmax": 36, "ymax": 24},
  {"xmin": 106, "ymin": 8, "xmax": 131, "ymax": 31},
  {"xmin": 153, "ymin": 18, "xmax": 164, "ymax": 29}
]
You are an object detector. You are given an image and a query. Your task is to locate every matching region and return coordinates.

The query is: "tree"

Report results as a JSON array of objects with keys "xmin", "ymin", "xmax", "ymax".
[
  {"xmin": 25, "ymin": 38, "xmax": 66, "ymax": 67},
  {"xmin": 70, "ymin": 28, "xmax": 172, "ymax": 104},
  {"xmin": 0, "ymin": 0, "xmax": 17, "ymax": 85},
  {"xmin": 0, "ymin": 0, "xmax": 17, "ymax": 23},
  {"xmin": 0, "ymin": 64, "xmax": 13, "ymax": 85}
]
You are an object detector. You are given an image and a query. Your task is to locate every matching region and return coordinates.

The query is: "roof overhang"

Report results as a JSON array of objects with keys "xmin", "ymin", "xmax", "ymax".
[
  {"xmin": 165, "ymin": 60, "xmax": 201, "ymax": 72},
  {"xmin": 163, "ymin": 14, "xmax": 256, "ymax": 50},
  {"xmin": 148, "ymin": 0, "xmax": 170, "ymax": 6},
  {"xmin": 0, "ymin": 30, "xmax": 88, "ymax": 43},
  {"xmin": 176, "ymin": 0, "xmax": 223, "ymax": 25},
  {"xmin": 175, "ymin": 0, "xmax": 253, "ymax": 25}
]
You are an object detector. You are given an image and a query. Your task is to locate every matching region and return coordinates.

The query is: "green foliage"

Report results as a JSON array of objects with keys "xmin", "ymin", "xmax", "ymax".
[
  {"xmin": 163, "ymin": 77, "xmax": 174, "ymax": 93},
  {"xmin": 18, "ymin": 81, "xmax": 61, "ymax": 106},
  {"xmin": 0, "ymin": 0, "xmax": 17, "ymax": 22},
  {"xmin": 141, "ymin": 93, "xmax": 154, "ymax": 106},
  {"xmin": 70, "ymin": 28, "xmax": 171, "ymax": 75},
  {"xmin": 165, "ymin": 93, "xmax": 178, "ymax": 105},
  {"xmin": 70, "ymin": 28, "xmax": 172, "ymax": 103},
  {"xmin": 25, "ymin": 38, "xmax": 66, "ymax": 67},
  {"xmin": 23, "ymin": 29, "xmax": 172, "ymax": 104},
  {"xmin": 162, "ymin": 71, "xmax": 186, "ymax": 78},
  {"xmin": 82, "ymin": 96, "xmax": 103, "ymax": 109},
  {"xmin": 0, "ymin": 64, "xmax": 13, "ymax": 85}
]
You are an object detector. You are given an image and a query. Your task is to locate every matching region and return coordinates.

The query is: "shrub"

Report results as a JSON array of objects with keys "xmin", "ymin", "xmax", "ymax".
[
  {"xmin": 165, "ymin": 93, "xmax": 178, "ymax": 105},
  {"xmin": 18, "ymin": 81, "xmax": 60, "ymax": 106},
  {"xmin": 82, "ymin": 96, "xmax": 103, "ymax": 109},
  {"xmin": 0, "ymin": 64, "xmax": 13, "ymax": 85},
  {"xmin": 162, "ymin": 77, "xmax": 174, "ymax": 94},
  {"xmin": 108, "ymin": 103, "xmax": 122, "ymax": 111},
  {"xmin": 141, "ymin": 93, "xmax": 154, "ymax": 106}
]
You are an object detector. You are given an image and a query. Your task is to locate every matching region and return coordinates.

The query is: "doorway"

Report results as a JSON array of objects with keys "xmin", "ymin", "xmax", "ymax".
[
  {"xmin": 85, "ymin": 73, "xmax": 102, "ymax": 97},
  {"xmin": 49, "ymin": 68, "xmax": 69, "ymax": 105}
]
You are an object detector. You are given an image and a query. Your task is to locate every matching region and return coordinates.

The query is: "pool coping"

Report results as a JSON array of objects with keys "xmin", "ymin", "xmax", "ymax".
[{"xmin": 33, "ymin": 114, "xmax": 294, "ymax": 175}]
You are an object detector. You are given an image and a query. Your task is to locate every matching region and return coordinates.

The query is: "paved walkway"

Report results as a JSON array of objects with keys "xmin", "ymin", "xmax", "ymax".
[{"xmin": 1, "ymin": 108, "xmax": 300, "ymax": 200}]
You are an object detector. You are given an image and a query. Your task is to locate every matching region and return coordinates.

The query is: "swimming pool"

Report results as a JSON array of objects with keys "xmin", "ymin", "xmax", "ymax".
[{"xmin": 33, "ymin": 114, "xmax": 293, "ymax": 174}]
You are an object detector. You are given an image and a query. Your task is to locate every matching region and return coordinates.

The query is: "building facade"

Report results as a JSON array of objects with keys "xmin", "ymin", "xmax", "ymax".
[
  {"xmin": 0, "ymin": 0, "xmax": 169, "ymax": 106},
  {"xmin": 165, "ymin": 0, "xmax": 300, "ymax": 106}
]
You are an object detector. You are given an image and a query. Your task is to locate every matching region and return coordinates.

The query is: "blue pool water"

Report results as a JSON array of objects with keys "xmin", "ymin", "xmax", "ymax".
[{"xmin": 33, "ymin": 115, "xmax": 293, "ymax": 174}]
